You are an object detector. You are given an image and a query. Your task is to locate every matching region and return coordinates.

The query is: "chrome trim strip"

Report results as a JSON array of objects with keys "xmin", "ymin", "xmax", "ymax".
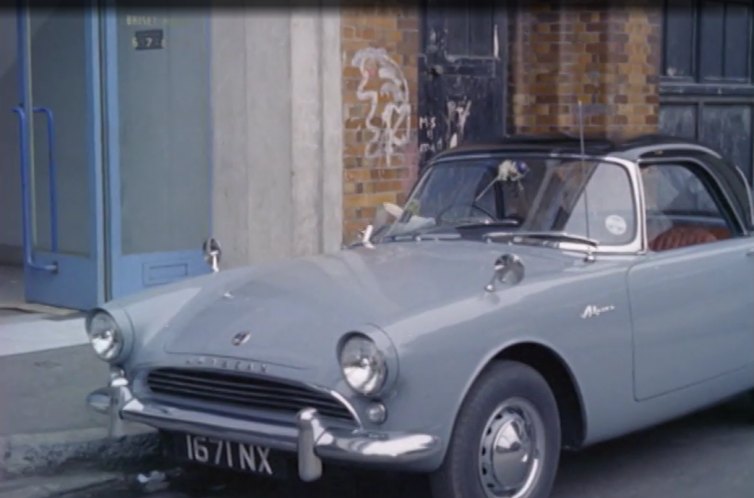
[
  {"xmin": 327, "ymin": 388, "xmax": 363, "ymax": 427},
  {"xmin": 733, "ymin": 164, "xmax": 754, "ymax": 229}
]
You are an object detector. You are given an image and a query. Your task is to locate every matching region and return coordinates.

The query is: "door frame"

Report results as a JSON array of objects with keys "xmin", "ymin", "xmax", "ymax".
[
  {"xmin": 418, "ymin": 1, "xmax": 509, "ymax": 168},
  {"xmin": 100, "ymin": 8, "xmax": 214, "ymax": 301},
  {"xmin": 16, "ymin": 2, "xmax": 105, "ymax": 309}
]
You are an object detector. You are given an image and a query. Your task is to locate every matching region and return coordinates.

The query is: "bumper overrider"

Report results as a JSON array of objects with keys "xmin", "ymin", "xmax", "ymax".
[{"xmin": 87, "ymin": 372, "xmax": 441, "ymax": 481}]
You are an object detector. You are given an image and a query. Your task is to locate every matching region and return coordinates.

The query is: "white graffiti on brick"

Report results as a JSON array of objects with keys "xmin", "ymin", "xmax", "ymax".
[
  {"xmin": 419, "ymin": 98, "xmax": 472, "ymax": 163},
  {"xmin": 351, "ymin": 47, "xmax": 411, "ymax": 165}
]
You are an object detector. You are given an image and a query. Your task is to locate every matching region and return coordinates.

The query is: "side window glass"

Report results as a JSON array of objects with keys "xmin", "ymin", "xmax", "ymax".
[
  {"xmin": 641, "ymin": 164, "xmax": 733, "ymax": 251},
  {"xmin": 563, "ymin": 163, "xmax": 637, "ymax": 246}
]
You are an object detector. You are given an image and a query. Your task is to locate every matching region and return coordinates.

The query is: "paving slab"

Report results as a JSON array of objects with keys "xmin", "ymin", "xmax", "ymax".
[
  {"xmin": 0, "ymin": 344, "xmax": 109, "ymax": 436},
  {"xmin": 0, "ymin": 314, "xmax": 87, "ymax": 358},
  {"xmin": 0, "ymin": 470, "xmax": 123, "ymax": 498}
]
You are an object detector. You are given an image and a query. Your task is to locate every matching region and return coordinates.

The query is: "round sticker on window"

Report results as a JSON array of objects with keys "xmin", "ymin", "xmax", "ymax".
[{"xmin": 605, "ymin": 215, "xmax": 627, "ymax": 236}]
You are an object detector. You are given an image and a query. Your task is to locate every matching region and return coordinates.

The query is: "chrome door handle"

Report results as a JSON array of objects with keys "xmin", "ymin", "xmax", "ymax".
[{"xmin": 746, "ymin": 248, "xmax": 754, "ymax": 257}]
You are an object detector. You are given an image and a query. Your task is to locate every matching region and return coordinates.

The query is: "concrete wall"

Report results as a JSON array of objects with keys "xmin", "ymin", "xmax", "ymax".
[
  {"xmin": 0, "ymin": 12, "xmax": 22, "ymax": 265},
  {"xmin": 209, "ymin": 7, "xmax": 343, "ymax": 269},
  {"xmin": 1, "ymin": 7, "xmax": 344, "ymax": 272}
]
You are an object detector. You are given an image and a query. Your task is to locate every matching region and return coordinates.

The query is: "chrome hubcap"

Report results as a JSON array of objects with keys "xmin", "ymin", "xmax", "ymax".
[{"xmin": 478, "ymin": 398, "xmax": 545, "ymax": 498}]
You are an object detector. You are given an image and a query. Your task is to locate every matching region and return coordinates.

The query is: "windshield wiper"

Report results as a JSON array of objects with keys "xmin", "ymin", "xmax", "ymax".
[
  {"xmin": 452, "ymin": 219, "xmax": 522, "ymax": 230},
  {"xmin": 483, "ymin": 231, "xmax": 599, "ymax": 247},
  {"xmin": 413, "ymin": 232, "xmax": 462, "ymax": 241},
  {"xmin": 384, "ymin": 232, "xmax": 461, "ymax": 241},
  {"xmin": 380, "ymin": 228, "xmax": 461, "ymax": 242},
  {"xmin": 380, "ymin": 220, "xmax": 520, "ymax": 242}
]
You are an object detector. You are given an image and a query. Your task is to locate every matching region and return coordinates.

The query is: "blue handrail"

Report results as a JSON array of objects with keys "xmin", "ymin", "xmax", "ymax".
[
  {"xmin": 33, "ymin": 107, "xmax": 59, "ymax": 253},
  {"xmin": 12, "ymin": 105, "xmax": 58, "ymax": 273}
]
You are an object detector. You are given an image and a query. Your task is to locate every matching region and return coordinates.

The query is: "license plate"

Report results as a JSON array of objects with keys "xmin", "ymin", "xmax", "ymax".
[{"xmin": 172, "ymin": 433, "xmax": 286, "ymax": 477}]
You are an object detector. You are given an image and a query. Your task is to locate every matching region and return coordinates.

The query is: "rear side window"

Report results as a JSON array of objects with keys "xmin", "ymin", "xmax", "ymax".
[
  {"xmin": 641, "ymin": 163, "xmax": 736, "ymax": 251},
  {"xmin": 643, "ymin": 165, "xmax": 718, "ymax": 214}
]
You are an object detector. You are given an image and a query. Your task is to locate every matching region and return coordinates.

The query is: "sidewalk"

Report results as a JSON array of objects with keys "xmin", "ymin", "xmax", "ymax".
[
  {"xmin": 0, "ymin": 312, "xmax": 156, "ymax": 477},
  {"xmin": 0, "ymin": 469, "xmax": 123, "ymax": 498}
]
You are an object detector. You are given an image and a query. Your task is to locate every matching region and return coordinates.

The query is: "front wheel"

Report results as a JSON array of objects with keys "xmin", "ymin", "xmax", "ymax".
[{"xmin": 430, "ymin": 361, "xmax": 561, "ymax": 498}]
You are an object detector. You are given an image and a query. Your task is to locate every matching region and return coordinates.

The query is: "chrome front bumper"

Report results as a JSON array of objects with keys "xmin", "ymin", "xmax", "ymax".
[{"xmin": 87, "ymin": 377, "xmax": 441, "ymax": 481}]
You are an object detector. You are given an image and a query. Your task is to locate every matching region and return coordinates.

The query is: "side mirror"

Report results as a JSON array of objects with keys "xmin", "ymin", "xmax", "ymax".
[{"xmin": 485, "ymin": 253, "xmax": 525, "ymax": 292}]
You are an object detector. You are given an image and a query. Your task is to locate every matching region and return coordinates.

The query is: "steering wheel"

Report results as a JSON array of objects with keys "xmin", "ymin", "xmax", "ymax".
[{"xmin": 436, "ymin": 201, "xmax": 497, "ymax": 224}]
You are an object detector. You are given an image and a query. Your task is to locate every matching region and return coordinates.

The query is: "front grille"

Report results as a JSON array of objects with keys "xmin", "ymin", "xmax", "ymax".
[{"xmin": 146, "ymin": 368, "xmax": 354, "ymax": 422}]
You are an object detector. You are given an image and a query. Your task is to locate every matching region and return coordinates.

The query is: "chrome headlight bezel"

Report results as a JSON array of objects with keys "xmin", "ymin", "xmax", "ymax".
[
  {"xmin": 338, "ymin": 329, "xmax": 397, "ymax": 397},
  {"xmin": 85, "ymin": 309, "xmax": 133, "ymax": 364}
]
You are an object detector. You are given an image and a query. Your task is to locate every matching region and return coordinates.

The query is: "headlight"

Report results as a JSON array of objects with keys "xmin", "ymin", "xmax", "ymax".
[
  {"xmin": 339, "ymin": 334, "xmax": 387, "ymax": 396},
  {"xmin": 86, "ymin": 311, "xmax": 124, "ymax": 362}
]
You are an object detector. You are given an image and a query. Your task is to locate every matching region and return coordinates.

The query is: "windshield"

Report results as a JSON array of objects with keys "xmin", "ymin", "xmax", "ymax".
[{"xmin": 376, "ymin": 156, "xmax": 637, "ymax": 247}]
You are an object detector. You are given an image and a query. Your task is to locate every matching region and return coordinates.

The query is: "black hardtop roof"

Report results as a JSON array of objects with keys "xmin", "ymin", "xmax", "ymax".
[
  {"xmin": 430, "ymin": 134, "xmax": 753, "ymax": 230},
  {"xmin": 431, "ymin": 133, "xmax": 724, "ymax": 162}
]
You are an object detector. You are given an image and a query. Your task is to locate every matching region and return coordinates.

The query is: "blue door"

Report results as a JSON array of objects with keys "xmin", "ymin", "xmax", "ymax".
[
  {"xmin": 101, "ymin": 6, "xmax": 213, "ymax": 300},
  {"xmin": 15, "ymin": 2, "xmax": 105, "ymax": 309},
  {"xmin": 15, "ymin": 2, "xmax": 213, "ymax": 309}
]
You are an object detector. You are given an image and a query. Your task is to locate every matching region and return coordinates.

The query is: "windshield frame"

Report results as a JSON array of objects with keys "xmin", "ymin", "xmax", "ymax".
[{"xmin": 391, "ymin": 152, "xmax": 646, "ymax": 255}]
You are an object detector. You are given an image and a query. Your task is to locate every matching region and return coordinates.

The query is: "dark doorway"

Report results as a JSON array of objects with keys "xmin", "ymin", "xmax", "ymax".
[
  {"xmin": 418, "ymin": 2, "xmax": 507, "ymax": 168},
  {"xmin": 660, "ymin": 0, "xmax": 754, "ymax": 185}
]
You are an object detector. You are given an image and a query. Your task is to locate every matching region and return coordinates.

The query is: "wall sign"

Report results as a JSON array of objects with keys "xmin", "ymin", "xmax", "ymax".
[{"xmin": 133, "ymin": 29, "xmax": 165, "ymax": 50}]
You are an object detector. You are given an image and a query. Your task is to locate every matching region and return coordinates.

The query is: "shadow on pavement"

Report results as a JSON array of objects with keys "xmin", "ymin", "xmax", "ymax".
[{"xmin": 61, "ymin": 396, "xmax": 754, "ymax": 498}]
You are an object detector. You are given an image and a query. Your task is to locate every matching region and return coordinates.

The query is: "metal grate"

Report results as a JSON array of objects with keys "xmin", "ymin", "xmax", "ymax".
[{"xmin": 146, "ymin": 368, "xmax": 354, "ymax": 422}]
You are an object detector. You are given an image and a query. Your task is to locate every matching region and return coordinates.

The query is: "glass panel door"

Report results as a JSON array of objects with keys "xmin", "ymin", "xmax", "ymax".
[{"xmin": 17, "ymin": 1, "xmax": 104, "ymax": 309}]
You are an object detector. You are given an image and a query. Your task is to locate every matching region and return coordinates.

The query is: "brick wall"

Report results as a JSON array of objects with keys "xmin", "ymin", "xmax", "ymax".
[
  {"xmin": 510, "ymin": 0, "xmax": 662, "ymax": 140},
  {"xmin": 340, "ymin": 5, "xmax": 420, "ymax": 244},
  {"xmin": 339, "ymin": 1, "xmax": 663, "ymax": 243}
]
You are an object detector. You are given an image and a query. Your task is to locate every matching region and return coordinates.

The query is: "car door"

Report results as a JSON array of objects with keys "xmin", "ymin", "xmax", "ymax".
[{"xmin": 627, "ymin": 160, "xmax": 754, "ymax": 401}]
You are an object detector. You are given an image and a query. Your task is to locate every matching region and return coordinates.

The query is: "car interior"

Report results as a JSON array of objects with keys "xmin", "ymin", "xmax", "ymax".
[{"xmin": 641, "ymin": 163, "xmax": 734, "ymax": 252}]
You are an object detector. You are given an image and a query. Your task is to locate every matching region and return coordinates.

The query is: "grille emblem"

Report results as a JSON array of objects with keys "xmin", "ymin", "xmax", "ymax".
[{"xmin": 231, "ymin": 331, "xmax": 251, "ymax": 346}]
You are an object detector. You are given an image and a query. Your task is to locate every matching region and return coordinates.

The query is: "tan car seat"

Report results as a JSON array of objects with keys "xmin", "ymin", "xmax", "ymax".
[{"xmin": 649, "ymin": 226, "xmax": 717, "ymax": 251}]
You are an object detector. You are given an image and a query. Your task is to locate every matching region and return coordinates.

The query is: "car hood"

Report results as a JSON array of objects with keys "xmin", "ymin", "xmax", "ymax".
[{"xmin": 130, "ymin": 241, "xmax": 575, "ymax": 369}]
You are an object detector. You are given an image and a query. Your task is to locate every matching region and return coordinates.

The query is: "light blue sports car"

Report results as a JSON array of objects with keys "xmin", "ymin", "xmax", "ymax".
[{"xmin": 87, "ymin": 135, "xmax": 754, "ymax": 498}]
